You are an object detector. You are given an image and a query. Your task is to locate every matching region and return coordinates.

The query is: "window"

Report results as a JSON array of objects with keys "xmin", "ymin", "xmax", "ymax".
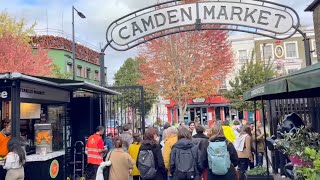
[
  {"xmin": 94, "ymin": 70, "xmax": 99, "ymax": 81},
  {"xmin": 284, "ymin": 42, "xmax": 298, "ymax": 58},
  {"xmin": 220, "ymin": 78, "xmax": 227, "ymax": 89},
  {"xmin": 238, "ymin": 50, "xmax": 248, "ymax": 63},
  {"xmin": 261, "ymin": 44, "xmax": 273, "ymax": 60},
  {"xmin": 77, "ymin": 66, "xmax": 82, "ymax": 77},
  {"xmin": 311, "ymin": 39, "xmax": 317, "ymax": 57},
  {"xmin": 66, "ymin": 62, "xmax": 72, "ymax": 73},
  {"xmin": 86, "ymin": 68, "xmax": 91, "ymax": 79}
]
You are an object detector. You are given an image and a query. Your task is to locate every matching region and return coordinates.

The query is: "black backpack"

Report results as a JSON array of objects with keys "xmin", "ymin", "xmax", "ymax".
[
  {"xmin": 174, "ymin": 148, "xmax": 195, "ymax": 179},
  {"xmin": 138, "ymin": 150, "xmax": 157, "ymax": 179}
]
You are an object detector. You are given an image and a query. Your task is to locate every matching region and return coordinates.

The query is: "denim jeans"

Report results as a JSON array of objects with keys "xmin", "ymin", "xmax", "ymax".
[
  {"xmin": 257, "ymin": 152, "xmax": 264, "ymax": 166},
  {"xmin": 238, "ymin": 158, "xmax": 249, "ymax": 180}
]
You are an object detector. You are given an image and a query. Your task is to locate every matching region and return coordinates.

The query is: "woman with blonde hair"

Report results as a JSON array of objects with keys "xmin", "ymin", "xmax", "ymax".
[{"xmin": 202, "ymin": 122, "xmax": 239, "ymax": 180}]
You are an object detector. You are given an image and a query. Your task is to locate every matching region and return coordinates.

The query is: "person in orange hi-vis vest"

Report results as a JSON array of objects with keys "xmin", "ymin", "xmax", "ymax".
[
  {"xmin": 0, "ymin": 122, "xmax": 11, "ymax": 158},
  {"xmin": 86, "ymin": 126, "xmax": 107, "ymax": 180}
]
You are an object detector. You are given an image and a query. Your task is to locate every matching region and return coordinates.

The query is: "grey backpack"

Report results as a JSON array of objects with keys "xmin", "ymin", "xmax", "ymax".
[{"xmin": 138, "ymin": 150, "xmax": 157, "ymax": 179}]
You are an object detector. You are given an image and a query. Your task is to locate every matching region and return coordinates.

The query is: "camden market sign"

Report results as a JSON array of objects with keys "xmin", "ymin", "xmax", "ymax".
[{"xmin": 106, "ymin": 0, "xmax": 299, "ymax": 51}]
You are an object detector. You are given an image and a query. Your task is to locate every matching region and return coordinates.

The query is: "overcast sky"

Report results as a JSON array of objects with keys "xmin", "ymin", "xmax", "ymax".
[{"xmin": 0, "ymin": 0, "xmax": 315, "ymax": 84}]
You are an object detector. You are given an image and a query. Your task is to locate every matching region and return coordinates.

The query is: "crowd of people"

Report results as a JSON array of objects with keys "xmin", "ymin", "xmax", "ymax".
[{"xmin": 86, "ymin": 118, "xmax": 267, "ymax": 180}]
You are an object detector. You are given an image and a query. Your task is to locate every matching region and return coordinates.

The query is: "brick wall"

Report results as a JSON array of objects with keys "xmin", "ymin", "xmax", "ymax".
[{"xmin": 314, "ymin": 5, "xmax": 320, "ymax": 60}]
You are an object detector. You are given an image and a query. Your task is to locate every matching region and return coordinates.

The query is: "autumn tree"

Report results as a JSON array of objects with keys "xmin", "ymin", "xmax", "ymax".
[
  {"xmin": 138, "ymin": 9, "xmax": 234, "ymax": 123},
  {"xmin": 0, "ymin": 11, "xmax": 36, "ymax": 43},
  {"xmin": 0, "ymin": 12, "xmax": 52, "ymax": 76},
  {"xmin": 0, "ymin": 32, "xmax": 53, "ymax": 76},
  {"xmin": 114, "ymin": 58, "xmax": 157, "ymax": 115},
  {"xmin": 224, "ymin": 51, "xmax": 275, "ymax": 111}
]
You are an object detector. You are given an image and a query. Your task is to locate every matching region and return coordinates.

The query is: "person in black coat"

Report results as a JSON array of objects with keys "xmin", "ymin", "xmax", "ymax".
[
  {"xmin": 137, "ymin": 128, "xmax": 167, "ymax": 180},
  {"xmin": 170, "ymin": 127, "xmax": 203, "ymax": 180},
  {"xmin": 201, "ymin": 122, "xmax": 239, "ymax": 180}
]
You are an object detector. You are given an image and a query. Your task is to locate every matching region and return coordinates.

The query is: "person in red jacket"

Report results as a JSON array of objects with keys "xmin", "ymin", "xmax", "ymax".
[{"xmin": 86, "ymin": 126, "xmax": 107, "ymax": 179}]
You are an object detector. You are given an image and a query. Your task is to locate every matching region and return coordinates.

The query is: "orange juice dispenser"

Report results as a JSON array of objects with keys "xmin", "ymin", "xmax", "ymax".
[{"xmin": 34, "ymin": 123, "xmax": 53, "ymax": 154}]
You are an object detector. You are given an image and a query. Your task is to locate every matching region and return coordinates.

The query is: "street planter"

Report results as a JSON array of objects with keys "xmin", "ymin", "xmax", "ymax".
[{"xmin": 246, "ymin": 175, "xmax": 274, "ymax": 180}]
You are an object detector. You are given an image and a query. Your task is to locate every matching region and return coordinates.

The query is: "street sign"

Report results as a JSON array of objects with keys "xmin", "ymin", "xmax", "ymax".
[{"xmin": 106, "ymin": 0, "xmax": 299, "ymax": 51}]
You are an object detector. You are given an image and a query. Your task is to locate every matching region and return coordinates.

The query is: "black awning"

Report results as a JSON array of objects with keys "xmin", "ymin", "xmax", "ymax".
[{"xmin": 2, "ymin": 72, "xmax": 121, "ymax": 95}]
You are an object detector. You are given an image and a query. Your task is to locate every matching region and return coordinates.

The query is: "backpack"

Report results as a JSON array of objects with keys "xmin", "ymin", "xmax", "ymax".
[
  {"xmin": 207, "ymin": 141, "xmax": 231, "ymax": 175},
  {"xmin": 138, "ymin": 150, "xmax": 157, "ymax": 179},
  {"xmin": 174, "ymin": 148, "xmax": 196, "ymax": 179}
]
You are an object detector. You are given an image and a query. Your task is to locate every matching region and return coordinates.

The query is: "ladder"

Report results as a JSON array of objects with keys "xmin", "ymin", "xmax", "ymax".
[{"xmin": 73, "ymin": 141, "xmax": 85, "ymax": 180}]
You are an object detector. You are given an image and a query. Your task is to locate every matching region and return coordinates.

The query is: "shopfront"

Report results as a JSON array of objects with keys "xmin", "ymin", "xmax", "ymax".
[
  {"xmin": 0, "ymin": 72, "xmax": 119, "ymax": 180},
  {"xmin": 166, "ymin": 96, "xmax": 230, "ymax": 127}
]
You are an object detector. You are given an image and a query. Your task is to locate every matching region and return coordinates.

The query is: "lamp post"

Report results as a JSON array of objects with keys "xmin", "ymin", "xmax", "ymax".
[{"xmin": 72, "ymin": 6, "xmax": 86, "ymax": 80}]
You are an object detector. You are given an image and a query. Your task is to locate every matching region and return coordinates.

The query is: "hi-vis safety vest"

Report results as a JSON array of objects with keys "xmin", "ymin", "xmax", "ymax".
[
  {"xmin": 86, "ymin": 134, "xmax": 103, "ymax": 165},
  {"xmin": 0, "ymin": 131, "xmax": 10, "ymax": 157}
]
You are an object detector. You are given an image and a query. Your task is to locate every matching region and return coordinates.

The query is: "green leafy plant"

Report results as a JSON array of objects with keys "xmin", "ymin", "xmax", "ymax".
[
  {"xmin": 246, "ymin": 166, "xmax": 269, "ymax": 176},
  {"xmin": 274, "ymin": 126, "xmax": 320, "ymax": 159},
  {"xmin": 296, "ymin": 147, "xmax": 320, "ymax": 180}
]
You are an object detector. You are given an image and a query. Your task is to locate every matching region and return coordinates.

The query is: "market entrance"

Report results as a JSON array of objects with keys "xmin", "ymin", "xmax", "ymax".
[{"xmin": 106, "ymin": 86, "xmax": 145, "ymax": 135}]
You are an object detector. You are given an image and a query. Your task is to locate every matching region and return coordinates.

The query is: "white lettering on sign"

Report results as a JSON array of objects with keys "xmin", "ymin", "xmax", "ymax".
[
  {"xmin": 251, "ymin": 87, "xmax": 265, "ymax": 96},
  {"xmin": 20, "ymin": 82, "xmax": 70, "ymax": 103},
  {"xmin": 107, "ymin": 0, "xmax": 298, "ymax": 50},
  {"xmin": 0, "ymin": 91, "xmax": 8, "ymax": 98},
  {"xmin": 193, "ymin": 98, "xmax": 206, "ymax": 103}
]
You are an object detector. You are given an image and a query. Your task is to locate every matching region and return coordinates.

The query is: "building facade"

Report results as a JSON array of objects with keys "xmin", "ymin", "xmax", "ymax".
[
  {"xmin": 254, "ymin": 28, "xmax": 317, "ymax": 76},
  {"xmin": 31, "ymin": 35, "xmax": 106, "ymax": 86},
  {"xmin": 165, "ymin": 96, "xmax": 230, "ymax": 127},
  {"xmin": 306, "ymin": 0, "xmax": 320, "ymax": 60}
]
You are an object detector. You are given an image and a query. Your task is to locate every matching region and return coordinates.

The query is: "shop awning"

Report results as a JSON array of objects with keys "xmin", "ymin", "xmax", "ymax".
[
  {"xmin": 286, "ymin": 63, "xmax": 320, "ymax": 92},
  {"xmin": 2, "ymin": 72, "xmax": 121, "ymax": 95},
  {"xmin": 243, "ymin": 63, "xmax": 320, "ymax": 101},
  {"xmin": 243, "ymin": 76, "xmax": 288, "ymax": 101}
]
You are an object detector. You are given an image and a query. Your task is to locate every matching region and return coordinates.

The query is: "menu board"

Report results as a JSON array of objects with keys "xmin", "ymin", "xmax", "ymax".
[{"xmin": 20, "ymin": 103, "xmax": 41, "ymax": 119}]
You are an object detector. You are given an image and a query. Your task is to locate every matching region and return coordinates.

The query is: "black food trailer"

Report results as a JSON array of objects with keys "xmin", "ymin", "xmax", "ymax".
[
  {"xmin": 243, "ymin": 63, "xmax": 320, "ymax": 176},
  {"xmin": 0, "ymin": 72, "xmax": 120, "ymax": 180}
]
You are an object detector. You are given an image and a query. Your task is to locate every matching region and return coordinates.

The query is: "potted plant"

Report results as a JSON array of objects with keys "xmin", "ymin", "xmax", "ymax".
[
  {"xmin": 246, "ymin": 166, "xmax": 273, "ymax": 180},
  {"xmin": 274, "ymin": 126, "xmax": 320, "ymax": 179}
]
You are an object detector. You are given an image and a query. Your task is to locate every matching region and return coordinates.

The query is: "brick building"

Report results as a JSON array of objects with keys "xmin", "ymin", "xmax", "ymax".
[{"xmin": 306, "ymin": 0, "xmax": 320, "ymax": 60}]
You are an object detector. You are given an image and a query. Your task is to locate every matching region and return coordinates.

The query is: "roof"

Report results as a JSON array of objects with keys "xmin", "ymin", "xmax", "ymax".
[
  {"xmin": 305, "ymin": 0, "xmax": 320, "ymax": 11},
  {"xmin": 244, "ymin": 63, "xmax": 320, "ymax": 101},
  {"xmin": 1, "ymin": 72, "xmax": 121, "ymax": 95}
]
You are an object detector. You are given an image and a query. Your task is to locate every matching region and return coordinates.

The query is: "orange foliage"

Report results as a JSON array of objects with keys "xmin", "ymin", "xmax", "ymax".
[
  {"xmin": 0, "ymin": 32, "xmax": 53, "ymax": 76},
  {"xmin": 138, "ymin": 28, "xmax": 234, "ymax": 121}
]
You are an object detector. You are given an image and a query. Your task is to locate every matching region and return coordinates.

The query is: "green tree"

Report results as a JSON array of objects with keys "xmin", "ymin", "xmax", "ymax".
[
  {"xmin": 224, "ymin": 51, "xmax": 275, "ymax": 111},
  {"xmin": 114, "ymin": 58, "xmax": 157, "ymax": 115},
  {"xmin": 51, "ymin": 64, "xmax": 72, "ymax": 79}
]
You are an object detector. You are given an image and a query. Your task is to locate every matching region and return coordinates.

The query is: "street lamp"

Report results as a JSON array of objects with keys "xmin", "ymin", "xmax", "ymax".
[{"xmin": 72, "ymin": 6, "xmax": 86, "ymax": 80}]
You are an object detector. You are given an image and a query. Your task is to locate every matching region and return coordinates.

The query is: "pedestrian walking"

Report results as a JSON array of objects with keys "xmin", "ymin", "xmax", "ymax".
[
  {"xmin": 170, "ymin": 127, "xmax": 202, "ymax": 180},
  {"xmin": 234, "ymin": 125, "xmax": 253, "ymax": 180},
  {"xmin": 252, "ymin": 121, "xmax": 267, "ymax": 166},
  {"xmin": 128, "ymin": 133, "xmax": 142, "ymax": 180},
  {"xmin": 3, "ymin": 137, "xmax": 26, "ymax": 180},
  {"xmin": 231, "ymin": 120, "xmax": 241, "ymax": 138},
  {"xmin": 222, "ymin": 120, "xmax": 236, "ymax": 143},
  {"xmin": 137, "ymin": 128, "xmax": 167, "ymax": 180},
  {"xmin": 120, "ymin": 124, "xmax": 133, "ymax": 152},
  {"xmin": 192, "ymin": 125, "xmax": 209, "ymax": 180},
  {"xmin": 107, "ymin": 137, "xmax": 134, "ymax": 180},
  {"xmin": 163, "ymin": 126, "xmax": 178, "ymax": 180},
  {"xmin": 86, "ymin": 126, "xmax": 108, "ymax": 180},
  {"xmin": 104, "ymin": 133, "xmax": 114, "ymax": 152},
  {"xmin": 188, "ymin": 122, "xmax": 195, "ymax": 136},
  {"xmin": 202, "ymin": 122, "xmax": 239, "ymax": 180}
]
